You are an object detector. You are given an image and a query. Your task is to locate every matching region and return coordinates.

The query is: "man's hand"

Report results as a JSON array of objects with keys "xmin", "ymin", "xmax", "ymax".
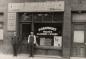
[{"xmin": 36, "ymin": 43, "xmax": 39, "ymax": 46}]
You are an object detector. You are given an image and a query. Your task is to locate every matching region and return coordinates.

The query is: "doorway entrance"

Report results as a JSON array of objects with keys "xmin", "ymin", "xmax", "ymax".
[{"xmin": 20, "ymin": 23, "xmax": 31, "ymax": 41}]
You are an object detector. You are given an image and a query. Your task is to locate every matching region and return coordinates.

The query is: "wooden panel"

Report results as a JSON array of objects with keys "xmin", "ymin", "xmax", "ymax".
[
  {"xmin": 71, "ymin": 0, "xmax": 86, "ymax": 11},
  {"xmin": 73, "ymin": 13, "xmax": 86, "ymax": 22},
  {"xmin": 73, "ymin": 24, "xmax": 85, "ymax": 30},
  {"xmin": 71, "ymin": 43, "xmax": 85, "ymax": 57}
]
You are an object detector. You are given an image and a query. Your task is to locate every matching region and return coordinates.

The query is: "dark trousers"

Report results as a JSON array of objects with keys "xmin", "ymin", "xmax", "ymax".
[
  {"xmin": 13, "ymin": 44, "xmax": 17, "ymax": 56},
  {"xmin": 28, "ymin": 43, "xmax": 35, "ymax": 57}
]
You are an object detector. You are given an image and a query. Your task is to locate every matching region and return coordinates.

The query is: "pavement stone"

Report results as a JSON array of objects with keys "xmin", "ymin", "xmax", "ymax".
[{"xmin": 0, "ymin": 53, "xmax": 66, "ymax": 59}]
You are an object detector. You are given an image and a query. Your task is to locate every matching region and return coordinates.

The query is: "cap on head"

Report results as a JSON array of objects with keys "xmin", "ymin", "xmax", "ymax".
[{"xmin": 30, "ymin": 32, "xmax": 34, "ymax": 35}]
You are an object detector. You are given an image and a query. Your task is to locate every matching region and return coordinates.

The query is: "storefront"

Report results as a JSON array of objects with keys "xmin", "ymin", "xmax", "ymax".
[
  {"xmin": 7, "ymin": 1, "xmax": 73, "ymax": 57},
  {"xmin": 17, "ymin": 12, "xmax": 63, "ymax": 55},
  {"xmin": 1, "ymin": 0, "xmax": 86, "ymax": 59}
]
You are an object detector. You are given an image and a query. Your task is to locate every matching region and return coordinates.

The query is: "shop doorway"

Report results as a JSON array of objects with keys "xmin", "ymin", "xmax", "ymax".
[{"xmin": 20, "ymin": 23, "xmax": 31, "ymax": 41}]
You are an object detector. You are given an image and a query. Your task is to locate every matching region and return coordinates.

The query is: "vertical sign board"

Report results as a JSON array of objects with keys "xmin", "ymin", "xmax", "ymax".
[
  {"xmin": 54, "ymin": 36, "xmax": 62, "ymax": 48},
  {"xmin": 8, "ymin": 13, "xmax": 16, "ymax": 31}
]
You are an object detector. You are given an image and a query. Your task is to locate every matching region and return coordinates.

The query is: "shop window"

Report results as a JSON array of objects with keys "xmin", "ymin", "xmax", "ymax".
[
  {"xmin": 34, "ymin": 23, "xmax": 62, "ymax": 48},
  {"xmin": 19, "ymin": 13, "xmax": 32, "ymax": 21},
  {"xmin": 53, "ymin": 12, "xmax": 63, "ymax": 21},
  {"xmin": 43, "ymin": 13, "xmax": 53, "ymax": 21},
  {"xmin": 33, "ymin": 13, "xmax": 43, "ymax": 21}
]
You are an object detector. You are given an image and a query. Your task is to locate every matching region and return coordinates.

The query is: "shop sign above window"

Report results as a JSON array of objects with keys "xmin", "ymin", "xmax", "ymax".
[
  {"xmin": 8, "ymin": 1, "xmax": 64, "ymax": 12},
  {"xmin": 37, "ymin": 26, "xmax": 58, "ymax": 35},
  {"xmin": 38, "ymin": 27, "xmax": 56, "ymax": 31}
]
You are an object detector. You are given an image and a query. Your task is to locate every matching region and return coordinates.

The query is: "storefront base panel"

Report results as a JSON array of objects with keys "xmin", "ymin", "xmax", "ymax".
[
  {"xmin": 35, "ymin": 49, "xmax": 62, "ymax": 56},
  {"xmin": 17, "ymin": 45, "xmax": 62, "ymax": 56}
]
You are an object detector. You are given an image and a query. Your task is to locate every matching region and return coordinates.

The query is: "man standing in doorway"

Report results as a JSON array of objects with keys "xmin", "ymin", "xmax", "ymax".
[{"xmin": 28, "ymin": 32, "xmax": 38, "ymax": 57}]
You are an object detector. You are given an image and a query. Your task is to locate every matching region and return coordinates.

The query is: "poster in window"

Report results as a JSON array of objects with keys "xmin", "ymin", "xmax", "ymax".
[
  {"xmin": 0, "ymin": 29, "xmax": 3, "ymax": 40},
  {"xmin": 54, "ymin": 36, "xmax": 62, "ymax": 48},
  {"xmin": 74, "ymin": 31, "xmax": 84, "ymax": 43}
]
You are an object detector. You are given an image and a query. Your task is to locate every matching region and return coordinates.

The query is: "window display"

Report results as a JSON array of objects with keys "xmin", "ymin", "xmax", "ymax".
[
  {"xmin": 54, "ymin": 36, "xmax": 62, "ymax": 47},
  {"xmin": 34, "ymin": 23, "xmax": 62, "ymax": 48}
]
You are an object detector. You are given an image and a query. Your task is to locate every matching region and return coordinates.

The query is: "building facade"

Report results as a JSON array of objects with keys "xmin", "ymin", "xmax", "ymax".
[{"xmin": 0, "ymin": 0, "xmax": 86, "ymax": 59}]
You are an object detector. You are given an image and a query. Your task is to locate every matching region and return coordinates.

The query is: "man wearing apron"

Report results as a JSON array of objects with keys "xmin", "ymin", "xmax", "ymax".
[{"xmin": 28, "ymin": 32, "xmax": 38, "ymax": 57}]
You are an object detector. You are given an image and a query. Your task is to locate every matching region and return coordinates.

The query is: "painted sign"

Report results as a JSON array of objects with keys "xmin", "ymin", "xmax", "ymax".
[
  {"xmin": 38, "ymin": 27, "xmax": 56, "ymax": 31},
  {"xmin": 8, "ymin": 1, "xmax": 64, "ymax": 12},
  {"xmin": 37, "ymin": 26, "xmax": 58, "ymax": 35}
]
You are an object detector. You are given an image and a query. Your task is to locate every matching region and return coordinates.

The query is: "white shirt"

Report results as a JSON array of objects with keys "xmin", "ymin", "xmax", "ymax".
[{"xmin": 28, "ymin": 35, "xmax": 36, "ymax": 44}]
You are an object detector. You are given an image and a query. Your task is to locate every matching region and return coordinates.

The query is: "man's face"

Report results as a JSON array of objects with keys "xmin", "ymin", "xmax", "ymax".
[{"xmin": 31, "ymin": 32, "xmax": 34, "ymax": 35}]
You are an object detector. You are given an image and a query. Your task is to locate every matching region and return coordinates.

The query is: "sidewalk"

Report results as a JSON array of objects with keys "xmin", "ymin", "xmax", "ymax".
[
  {"xmin": 0, "ymin": 53, "xmax": 66, "ymax": 59},
  {"xmin": 70, "ymin": 57, "xmax": 86, "ymax": 59}
]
